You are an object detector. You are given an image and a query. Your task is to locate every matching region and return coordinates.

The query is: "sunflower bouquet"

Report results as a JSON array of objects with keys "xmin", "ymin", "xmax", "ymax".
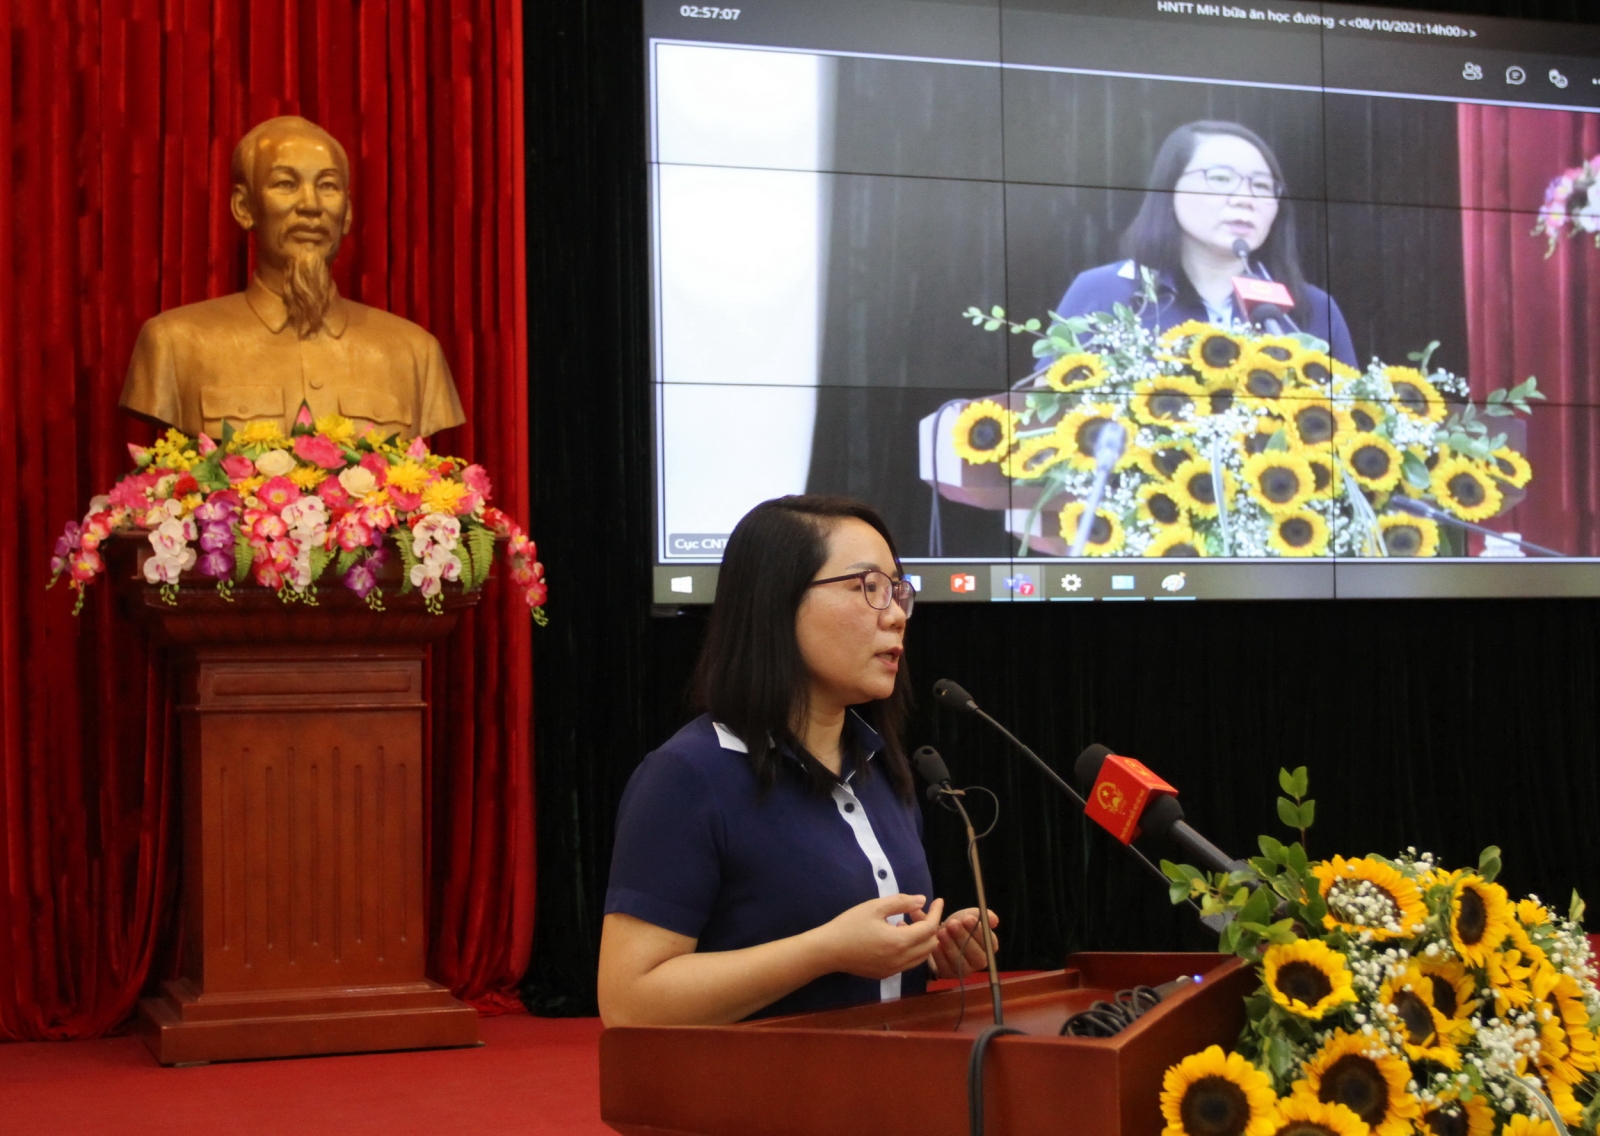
[
  {"xmin": 48, "ymin": 404, "xmax": 548, "ymax": 621},
  {"xmin": 956, "ymin": 287, "xmax": 1540, "ymax": 558},
  {"xmin": 1158, "ymin": 768, "xmax": 1599, "ymax": 1136}
]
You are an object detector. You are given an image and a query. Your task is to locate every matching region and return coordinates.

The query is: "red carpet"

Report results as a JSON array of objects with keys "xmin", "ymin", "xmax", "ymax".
[{"xmin": 0, "ymin": 1014, "xmax": 610, "ymax": 1135}]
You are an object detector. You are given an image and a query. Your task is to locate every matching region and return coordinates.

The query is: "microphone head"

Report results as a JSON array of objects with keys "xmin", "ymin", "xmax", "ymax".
[
  {"xmin": 1251, "ymin": 303, "xmax": 1286, "ymax": 323},
  {"xmin": 1141, "ymin": 792, "xmax": 1186, "ymax": 839},
  {"xmin": 932, "ymin": 679, "xmax": 979, "ymax": 714},
  {"xmin": 1074, "ymin": 744, "xmax": 1113, "ymax": 788},
  {"xmin": 1230, "ymin": 237, "xmax": 1251, "ymax": 260},
  {"xmin": 912, "ymin": 745, "xmax": 952, "ymax": 786}
]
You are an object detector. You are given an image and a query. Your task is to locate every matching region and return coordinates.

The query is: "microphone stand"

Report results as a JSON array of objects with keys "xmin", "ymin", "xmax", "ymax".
[
  {"xmin": 1389, "ymin": 497, "xmax": 1566, "ymax": 557},
  {"xmin": 932, "ymin": 785, "xmax": 1005, "ymax": 1027}
]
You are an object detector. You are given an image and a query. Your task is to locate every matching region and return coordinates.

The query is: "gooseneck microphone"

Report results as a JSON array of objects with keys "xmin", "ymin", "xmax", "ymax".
[
  {"xmin": 1388, "ymin": 496, "xmax": 1565, "ymax": 557},
  {"xmin": 913, "ymin": 746, "xmax": 1004, "ymax": 1028},
  {"xmin": 1074, "ymin": 746, "xmax": 1248, "ymax": 875}
]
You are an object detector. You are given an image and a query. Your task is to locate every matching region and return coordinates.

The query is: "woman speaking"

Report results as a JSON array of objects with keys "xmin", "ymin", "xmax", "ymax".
[
  {"xmin": 598, "ymin": 495, "xmax": 997, "ymax": 1025},
  {"xmin": 1056, "ymin": 120, "xmax": 1357, "ymax": 367}
]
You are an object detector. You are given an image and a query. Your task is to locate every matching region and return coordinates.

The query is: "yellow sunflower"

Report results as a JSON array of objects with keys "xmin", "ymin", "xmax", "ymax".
[
  {"xmin": 1484, "ymin": 946, "xmax": 1536, "ymax": 1017},
  {"xmin": 1416, "ymin": 1093, "xmax": 1494, "ymax": 1136},
  {"xmin": 1303, "ymin": 449, "xmax": 1337, "ymax": 497},
  {"xmin": 1239, "ymin": 351, "xmax": 1292, "ymax": 400},
  {"xmin": 1329, "ymin": 360, "xmax": 1365, "ymax": 392},
  {"xmin": 1058, "ymin": 404, "xmax": 1131, "ymax": 471},
  {"xmin": 1058, "ymin": 502, "xmax": 1126, "ymax": 555},
  {"xmin": 1517, "ymin": 899, "xmax": 1551, "ymax": 926},
  {"xmin": 1139, "ymin": 482, "xmax": 1189, "ymax": 528},
  {"xmin": 1269, "ymin": 510, "xmax": 1330, "ymax": 556},
  {"xmin": 1338, "ymin": 400, "xmax": 1387, "ymax": 435},
  {"xmin": 1501, "ymin": 1114, "xmax": 1559, "ymax": 1136},
  {"xmin": 1170, "ymin": 458, "xmax": 1229, "ymax": 519},
  {"xmin": 1262, "ymin": 939, "xmax": 1358, "ymax": 1019},
  {"xmin": 1044, "ymin": 352, "xmax": 1109, "ymax": 393},
  {"xmin": 1531, "ymin": 961, "xmax": 1599, "ymax": 1084},
  {"xmin": 1243, "ymin": 452, "xmax": 1318, "ymax": 515},
  {"xmin": 1188, "ymin": 329, "xmax": 1250, "ymax": 385},
  {"xmin": 1341, "ymin": 434, "xmax": 1403, "ymax": 493},
  {"xmin": 1450, "ymin": 875, "xmax": 1516, "ymax": 967},
  {"xmin": 1265, "ymin": 1094, "xmax": 1370, "ymax": 1136},
  {"xmin": 1296, "ymin": 1032, "xmax": 1419, "ymax": 1136},
  {"xmin": 1311, "ymin": 855, "xmax": 1429, "ymax": 940},
  {"xmin": 1487, "ymin": 447, "xmax": 1532, "ymax": 490},
  {"xmin": 1377, "ymin": 514, "xmax": 1440, "ymax": 557},
  {"xmin": 1001, "ymin": 434, "xmax": 1069, "ymax": 480},
  {"xmin": 1290, "ymin": 349, "xmax": 1336, "ymax": 389},
  {"xmin": 1377, "ymin": 964, "xmax": 1461, "ymax": 1068},
  {"xmin": 1160, "ymin": 1045, "xmax": 1280, "ymax": 1136},
  {"xmin": 1137, "ymin": 440, "xmax": 1201, "ymax": 481},
  {"xmin": 1161, "ymin": 319, "xmax": 1215, "ymax": 348},
  {"xmin": 1385, "ymin": 367, "xmax": 1448, "ymax": 423},
  {"xmin": 1146, "ymin": 527, "xmax": 1207, "ymax": 557},
  {"xmin": 1285, "ymin": 400, "xmax": 1351, "ymax": 449},
  {"xmin": 1132, "ymin": 376, "xmax": 1205, "ymax": 428},
  {"xmin": 1431, "ymin": 458, "xmax": 1503, "ymax": 522},
  {"xmin": 951, "ymin": 399, "xmax": 1020, "ymax": 465}
]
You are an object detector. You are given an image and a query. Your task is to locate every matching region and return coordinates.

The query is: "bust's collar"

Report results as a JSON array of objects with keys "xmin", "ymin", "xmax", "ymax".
[{"xmin": 246, "ymin": 273, "xmax": 349, "ymax": 338}]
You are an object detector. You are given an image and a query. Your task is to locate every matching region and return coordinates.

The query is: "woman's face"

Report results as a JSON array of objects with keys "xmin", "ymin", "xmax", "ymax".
[
  {"xmin": 795, "ymin": 518, "xmax": 907, "ymax": 713},
  {"xmin": 1171, "ymin": 133, "xmax": 1280, "ymax": 259}
]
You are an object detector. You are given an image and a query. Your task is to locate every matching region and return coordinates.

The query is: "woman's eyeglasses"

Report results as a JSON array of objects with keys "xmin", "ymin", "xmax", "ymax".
[
  {"xmin": 1179, "ymin": 165, "xmax": 1283, "ymax": 200},
  {"xmin": 807, "ymin": 570, "xmax": 916, "ymax": 617}
]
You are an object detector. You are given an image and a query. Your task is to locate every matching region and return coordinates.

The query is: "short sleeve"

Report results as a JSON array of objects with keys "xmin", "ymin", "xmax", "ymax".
[{"xmin": 604, "ymin": 750, "xmax": 724, "ymax": 939}]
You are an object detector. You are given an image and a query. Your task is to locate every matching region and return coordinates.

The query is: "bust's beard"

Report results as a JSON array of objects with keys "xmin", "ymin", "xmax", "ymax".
[{"xmin": 282, "ymin": 248, "xmax": 335, "ymax": 338}]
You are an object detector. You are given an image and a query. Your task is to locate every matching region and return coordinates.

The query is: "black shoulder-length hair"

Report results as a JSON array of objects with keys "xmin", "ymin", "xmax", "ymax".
[
  {"xmin": 1119, "ymin": 120, "xmax": 1309, "ymax": 316},
  {"xmin": 691, "ymin": 495, "xmax": 915, "ymax": 802}
]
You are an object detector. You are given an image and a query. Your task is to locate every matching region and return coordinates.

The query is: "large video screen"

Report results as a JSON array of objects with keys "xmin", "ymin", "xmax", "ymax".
[{"xmin": 646, "ymin": 0, "xmax": 1600, "ymax": 603}]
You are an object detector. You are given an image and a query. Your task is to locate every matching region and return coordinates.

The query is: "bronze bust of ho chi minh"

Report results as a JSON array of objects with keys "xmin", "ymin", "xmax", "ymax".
[{"xmin": 119, "ymin": 115, "xmax": 465, "ymax": 441}]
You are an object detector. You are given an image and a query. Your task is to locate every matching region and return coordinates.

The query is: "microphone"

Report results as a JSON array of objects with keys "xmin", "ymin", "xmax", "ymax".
[
  {"xmin": 912, "ymin": 745, "xmax": 1004, "ymax": 1027},
  {"xmin": 1068, "ymin": 422, "xmax": 1126, "ymax": 557},
  {"xmin": 1388, "ymin": 496, "xmax": 1565, "ymax": 557},
  {"xmin": 1074, "ymin": 745, "xmax": 1247, "ymax": 876},
  {"xmin": 1228, "ymin": 237, "xmax": 1297, "ymax": 335}
]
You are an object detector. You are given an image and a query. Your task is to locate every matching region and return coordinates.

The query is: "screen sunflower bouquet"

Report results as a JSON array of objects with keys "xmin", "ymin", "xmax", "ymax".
[
  {"xmin": 48, "ymin": 404, "xmax": 548, "ymax": 622},
  {"xmin": 956, "ymin": 280, "xmax": 1540, "ymax": 558},
  {"xmin": 1158, "ymin": 768, "xmax": 1598, "ymax": 1136}
]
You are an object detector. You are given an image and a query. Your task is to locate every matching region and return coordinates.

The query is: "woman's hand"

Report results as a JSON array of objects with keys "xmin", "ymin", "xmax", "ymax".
[
  {"xmin": 914, "ymin": 906, "xmax": 1000, "ymax": 979},
  {"xmin": 814, "ymin": 894, "xmax": 945, "ymax": 981}
]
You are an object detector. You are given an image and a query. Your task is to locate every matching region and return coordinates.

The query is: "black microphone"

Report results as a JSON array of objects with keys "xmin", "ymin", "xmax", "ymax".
[
  {"xmin": 912, "ymin": 745, "xmax": 953, "ymax": 802},
  {"xmin": 932, "ymin": 679, "xmax": 979, "ymax": 714},
  {"xmin": 1073, "ymin": 744, "xmax": 1247, "ymax": 875},
  {"xmin": 1230, "ymin": 237, "xmax": 1251, "ymax": 265},
  {"xmin": 1388, "ymin": 496, "xmax": 1565, "ymax": 557}
]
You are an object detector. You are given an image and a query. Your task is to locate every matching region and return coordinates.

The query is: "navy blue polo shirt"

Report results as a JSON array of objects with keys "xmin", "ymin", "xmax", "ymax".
[{"xmin": 604, "ymin": 712, "xmax": 934, "ymax": 1019}]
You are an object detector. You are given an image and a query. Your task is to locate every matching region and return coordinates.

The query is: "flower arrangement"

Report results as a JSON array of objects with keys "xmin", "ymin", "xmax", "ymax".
[
  {"xmin": 956, "ymin": 284, "xmax": 1540, "ymax": 558},
  {"xmin": 48, "ymin": 404, "xmax": 547, "ymax": 622},
  {"xmin": 1158, "ymin": 768, "xmax": 1597, "ymax": 1136},
  {"xmin": 1534, "ymin": 156, "xmax": 1600, "ymax": 256}
]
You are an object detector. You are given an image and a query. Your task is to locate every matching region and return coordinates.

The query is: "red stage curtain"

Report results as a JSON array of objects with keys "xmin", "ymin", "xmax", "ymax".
[
  {"xmin": 1459, "ymin": 104, "xmax": 1600, "ymax": 554},
  {"xmin": 0, "ymin": 0, "xmax": 533, "ymax": 1039}
]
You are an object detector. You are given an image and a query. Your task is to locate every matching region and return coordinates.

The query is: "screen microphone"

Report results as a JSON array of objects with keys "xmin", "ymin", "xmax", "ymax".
[
  {"xmin": 1231, "ymin": 277, "xmax": 1295, "ymax": 335},
  {"xmin": 1073, "ymin": 744, "xmax": 1247, "ymax": 876}
]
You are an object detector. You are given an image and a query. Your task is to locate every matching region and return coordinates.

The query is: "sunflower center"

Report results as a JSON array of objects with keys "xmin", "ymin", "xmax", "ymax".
[
  {"xmin": 1318, "ymin": 1055, "xmax": 1389, "ymax": 1126},
  {"xmin": 1425, "ymin": 1109, "xmax": 1468, "ymax": 1136},
  {"xmin": 1278, "ymin": 517, "xmax": 1315, "ymax": 548},
  {"xmin": 1160, "ymin": 541, "xmax": 1200, "ymax": 557},
  {"xmin": 1384, "ymin": 524, "xmax": 1422, "ymax": 556},
  {"xmin": 1447, "ymin": 473, "xmax": 1486, "ymax": 508},
  {"xmin": 1150, "ymin": 392, "xmax": 1192, "ymax": 419},
  {"xmin": 1351, "ymin": 445, "xmax": 1391, "ymax": 480},
  {"xmin": 1295, "ymin": 406, "xmax": 1335, "ymax": 444},
  {"xmin": 1154, "ymin": 449, "xmax": 1190, "ymax": 478},
  {"xmin": 1351, "ymin": 408, "xmax": 1377, "ymax": 432},
  {"xmin": 1259, "ymin": 467, "xmax": 1303, "ymax": 504},
  {"xmin": 1311, "ymin": 463, "xmax": 1332, "ymax": 493},
  {"xmin": 1302, "ymin": 360, "xmax": 1331, "ymax": 384},
  {"xmin": 1201, "ymin": 336, "xmax": 1242, "ymax": 369},
  {"xmin": 1179, "ymin": 1075, "xmax": 1251, "ymax": 1136},
  {"xmin": 1260, "ymin": 345, "xmax": 1293, "ymax": 362},
  {"xmin": 1024, "ymin": 447, "xmax": 1061, "ymax": 474},
  {"xmin": 1076, "ymin": 418, "xmax": 1111, "ymax": 457},
  {"xmin": 1428, "ymin": 976, "xmax": 1458, "ymax": 1017},
  {"xmin": 1393, "ymin": 990, "xmax": 1437, "ymax": 1046},
  {"xmin": 969, "ymin": 419, "xmax": 1003, "ymax": 451},
  {"xmin": 1087, "ymin": 515, "xmax": 1112, "ymax": 545},
  {"xmin": 1456, "ymin": 887, "xmax": 1488, "ymax": 945},
  {"xmin": 1185, "ymin": 472, "xmax": 1216, "ymax": 506},
  {"xmin": 1149, "ymin": 493, "xmax": 1181, "ymax": 525},
  {"xmin": 1394, "ymin": 382, "xmax": 1426, "ymax": 413},
  {"xmin": 1210, "ymin": 391, "xmax": 1235, "ymax": 414},
  {"xmin": 1494, "ymin": 455, "xmax": 1517, "ymax": 478},
  {"xmin": 1276, "ymin": 960, "xmax": 1334, "ymax": 1005},
  {"xmin": 1246, "ymin": 370, "xmax": 1284, "ymax": 398},
  {"xmin": 1063, "ymin": 365, "xmax": 1092, "ymax": 386}
]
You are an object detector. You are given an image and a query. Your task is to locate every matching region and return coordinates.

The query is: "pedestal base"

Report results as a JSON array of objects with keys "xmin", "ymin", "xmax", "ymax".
[{"xmin": 136, "ymin": 978, "xmax": 480, "ymax": 1064}]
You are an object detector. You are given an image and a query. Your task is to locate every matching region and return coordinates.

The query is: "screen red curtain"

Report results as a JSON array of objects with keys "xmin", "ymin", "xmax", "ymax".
[
  {"xmin": 1459, "ymin": 103, "xmax": 1600, "ymax": 555},
  {"xmin": 0, "ymin": 0, "xmax": 533, "ymax": 1039}
]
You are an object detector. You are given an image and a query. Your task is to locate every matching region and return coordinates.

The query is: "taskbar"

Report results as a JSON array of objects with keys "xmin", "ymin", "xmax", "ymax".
[{"xmin": 652, "ymin": 559, "xmax": 1600, "ymax": 607}]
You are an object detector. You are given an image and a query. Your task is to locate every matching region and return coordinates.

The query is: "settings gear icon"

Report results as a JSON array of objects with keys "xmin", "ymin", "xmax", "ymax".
[{"xmin": 1060, "ymin": 573, "xmax": 1083, "ymax": 593}]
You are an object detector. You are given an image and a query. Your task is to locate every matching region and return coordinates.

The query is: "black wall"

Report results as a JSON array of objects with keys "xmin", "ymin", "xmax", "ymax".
[{"xmin": 523, "ymin": 0, "xmax": 1600, "ymax": 1015}]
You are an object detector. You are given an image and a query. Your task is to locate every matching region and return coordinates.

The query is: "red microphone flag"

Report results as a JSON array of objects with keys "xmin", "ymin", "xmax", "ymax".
[
  {"xmin": 1231, "ymin": 276, "xmax": 1295, "ymax": 310},
  {"xmin": 1084, "ymin": 754, "xmax": 1178, "ymax": 844}
]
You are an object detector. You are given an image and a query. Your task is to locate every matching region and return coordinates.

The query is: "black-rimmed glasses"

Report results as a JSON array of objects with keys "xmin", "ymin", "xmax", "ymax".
[
  {"xmin": 1179, "ymin": 165, "xmax": 1282, "ymax": 199},
  {"xmin": 807, "ymin": 570, "xmax": 916, "ymax": 617}
]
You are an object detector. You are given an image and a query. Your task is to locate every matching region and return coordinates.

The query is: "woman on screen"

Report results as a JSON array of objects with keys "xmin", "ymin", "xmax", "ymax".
[
  {"xmin": 597, "ymin": 495, "xmax": 997, "ymax": 1025},
  {"xmin": 1055, "ymin": 120, "xmax": 1357, "ymax": 367}
]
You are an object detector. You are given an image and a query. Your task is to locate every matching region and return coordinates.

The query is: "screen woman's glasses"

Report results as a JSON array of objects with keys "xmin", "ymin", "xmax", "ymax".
[
  {"xmin": 1179, "ymin": 165, "xmax": 1283, "ymax": 199},
  {"xmin": 807, "ymin": 570, "xmax": 916, "ymax": 618}
]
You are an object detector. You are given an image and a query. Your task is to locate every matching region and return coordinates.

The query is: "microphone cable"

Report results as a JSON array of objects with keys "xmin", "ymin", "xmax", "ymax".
[
  {"xmin": 968, "ymin": 1023, "xmax": 1024, "ymax": 1136},
  {"xmin": 1060, "ymin": 985, "xmax": 1162, "ymax": 1037}
]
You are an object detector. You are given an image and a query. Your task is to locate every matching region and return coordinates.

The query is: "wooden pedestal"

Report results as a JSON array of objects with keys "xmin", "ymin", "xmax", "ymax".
[{"xmin": 119, "ymin": 554, "xmax": 481, "ymax": 1063}]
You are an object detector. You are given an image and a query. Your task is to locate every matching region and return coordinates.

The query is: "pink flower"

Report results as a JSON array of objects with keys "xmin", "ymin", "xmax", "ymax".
[
  {"xmin": 388, "ymin": 487, "xmax": 422, "ymax": 512},
  {"xmin": 127, "ymin": 443, "xmax": 150, "ymax": 465},
  {"xmin": 108, "ymin": 471, "xmax": 161, "ymax": 511},
  {"xmin": 197, "ymin": 433, "xmax": 218, "ymax": 455},
  {"xmin": 69, "ymin": 549, "xmax": 104, "ymax": 582},
  {"xmin": 52, "ymin": 522, "xmax": 82, "ymax": 575},
  {"xmin": 257, "ymin": 476, "xmax": 301, "ymax": 512},
  {"xmin": 293, "ymin": 433, "xmax": 346, "ymax": 470},
  {"xmin": 253, "ymin": 563, "xmax": 283, "ymax": 590},
  {"xmin": 79, "ymin": 514, "xmax": 115, "ymax": 551},
  {"xmin": 295, "ymin": 402, "xmax": 316, "ymax": 430},
  {"xmin": 461, "ymin": 464, "xmax": 492, "ymax": 498},
  {"xmin": 246, "ymin": 512, "xmax": 287, "ymax": 542},
  {"xmin": 317, "ymin": 477, "xmax": 353, "ymax": 511},
  {"xmin": 359, "ymin": 453, "xmax": 389, "ymax": 485},
  {"xmin": 405, "ymin": 436, "xmax": 428, "ymax": 459},
  {"xmin": 198, "ymin": 549, "xmax": 233, "ymax": 578},
  {"xmin": 221, "ymin": 455, "xmax": 256, "ymax": 482},
  {"xmin": 335, "ymin": 515, "xmax": 374, "ymax": 552}
]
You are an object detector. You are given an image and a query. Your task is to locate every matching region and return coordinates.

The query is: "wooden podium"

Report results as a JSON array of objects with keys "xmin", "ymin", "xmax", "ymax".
[
  {"xmin": 116, "ymin": 544, "xmax": 482, "ymax": 1064},
  {"xmin": 600, "ymin": 952, "xmax": 1252, "ymax": 1136}
]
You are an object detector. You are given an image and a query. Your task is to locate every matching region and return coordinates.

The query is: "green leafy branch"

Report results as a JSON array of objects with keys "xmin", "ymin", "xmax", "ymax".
[{"xmin": 1277, "ymin": 765, "xmax": 1314, "ymax": 851}]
